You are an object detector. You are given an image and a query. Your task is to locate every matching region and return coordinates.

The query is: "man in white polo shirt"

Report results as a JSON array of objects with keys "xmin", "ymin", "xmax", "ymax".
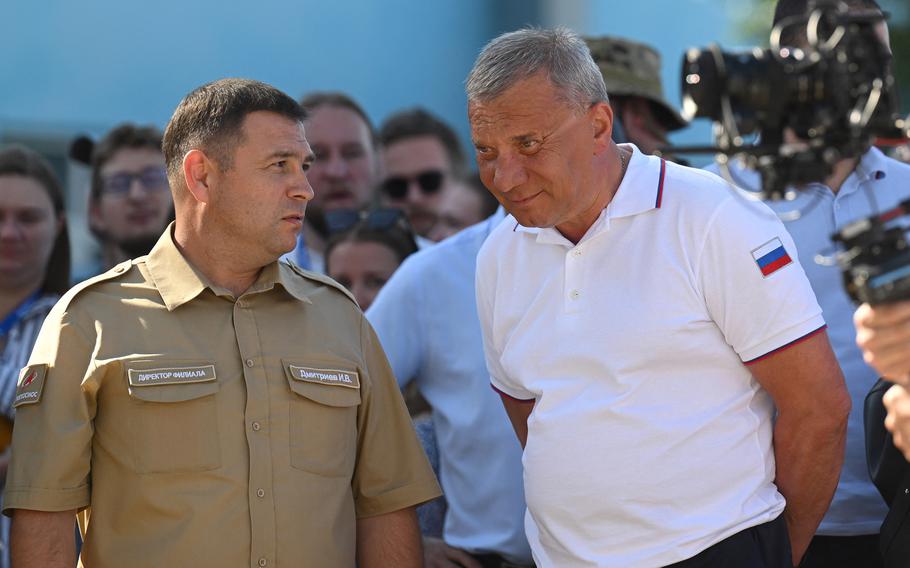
[{"xmin": 468, "ymin": 28, "xmax": 851, "ymax": 568}]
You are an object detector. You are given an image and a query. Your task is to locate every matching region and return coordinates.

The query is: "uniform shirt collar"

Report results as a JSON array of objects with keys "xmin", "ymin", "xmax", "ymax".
[
  {"xmin": 513, "ymin": 144, "xmax": 667, "ymax": 243},
  {"xmin": 146, "ymin": 223, "xmax": 312, "ymax": 310}
]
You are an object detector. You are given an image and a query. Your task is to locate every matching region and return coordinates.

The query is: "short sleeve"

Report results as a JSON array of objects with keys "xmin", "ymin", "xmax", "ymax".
[
  {"xmin": 698, "ymin": 197, "xmax": 826, "ymax": 362},
  {"xmin": 3, "ymin": 308, "xmax": 97, "ymax": 515},
  {"xmin": 351, "ymin": 315, "xmax": 441, "ymax": 518},
  {"xmin": 365, "ymin": 257, "xmax": 424, "ymax": 389},
  {"xmin": 475, "ymin": 239, "xmax": 535, "ymax": 401}
]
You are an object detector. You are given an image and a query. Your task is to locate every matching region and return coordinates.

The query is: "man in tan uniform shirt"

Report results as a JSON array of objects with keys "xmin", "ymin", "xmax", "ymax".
[{"xmin": 3, "ymin": 78, "xmax": 441, "ymax": 567}]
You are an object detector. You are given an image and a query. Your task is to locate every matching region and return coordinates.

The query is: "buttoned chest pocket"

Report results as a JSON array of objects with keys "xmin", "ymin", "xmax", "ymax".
[
  {"xmin": 283, "ymin": 360, "xmax": 361, "ymax": 478},
  {"xmin": 124, "ymin": 361, "xmax": 222, "ymax": 474}
]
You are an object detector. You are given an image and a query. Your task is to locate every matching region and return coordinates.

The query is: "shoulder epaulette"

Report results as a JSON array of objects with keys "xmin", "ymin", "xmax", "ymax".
[
  {"xmin": 284, "ymin": 261, "xmax": 358, "ymax": 306},
  {"xmin": 58, "ymin": 259, "xmax": 135, "ymax": 308}
]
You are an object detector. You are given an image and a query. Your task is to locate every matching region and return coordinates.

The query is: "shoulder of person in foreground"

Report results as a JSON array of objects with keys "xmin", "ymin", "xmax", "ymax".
[{"xmin": 283, "ymin": 260, "xmax": 358, "ymax": 306}]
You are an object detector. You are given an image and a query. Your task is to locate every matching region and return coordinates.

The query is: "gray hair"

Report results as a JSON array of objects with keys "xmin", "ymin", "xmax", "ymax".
[{"xmin": 466, "ymin": 27, "xmax": 609, "ymax": 109}]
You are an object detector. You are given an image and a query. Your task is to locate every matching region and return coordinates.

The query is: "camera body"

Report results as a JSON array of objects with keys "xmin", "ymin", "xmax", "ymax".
[
  {"xmin": 680, "ymin": 0, "xmax": 905, "ymax": 199},
  {"xmin": 833, "ymin": 200, "xmax": 910, "ymax": 305}
]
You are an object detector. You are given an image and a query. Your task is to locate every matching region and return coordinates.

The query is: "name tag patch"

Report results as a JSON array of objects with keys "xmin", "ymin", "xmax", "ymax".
[
  {"xmin": 288, "ymin": 365, "xmax": 360, "ymax": 389},
  {"xmin": 128, "ymin": 365, "xmax": 217, "ymax": 387},
  {"xmin": 14, "ymin": 365, "xmax": 48, "ymax": 407}
]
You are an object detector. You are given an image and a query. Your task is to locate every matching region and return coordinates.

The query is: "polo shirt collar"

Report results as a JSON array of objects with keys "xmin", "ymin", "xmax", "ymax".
[
  {"xmin": 513, "ymin": 144, "xmax": 667, "ymax": 243},
  {"xmin": 146, "ymin": 223, "xmax": 312, "ymax": 310},
  {"xmin": 606, "ymin": 144, "xmax": 666, "ymax": 219}
]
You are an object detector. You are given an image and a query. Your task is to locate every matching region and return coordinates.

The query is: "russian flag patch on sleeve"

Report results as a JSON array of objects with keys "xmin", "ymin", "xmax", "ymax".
[{"xmin": 751, "ymin": 237, "xmax": 793, "ymax": 277}]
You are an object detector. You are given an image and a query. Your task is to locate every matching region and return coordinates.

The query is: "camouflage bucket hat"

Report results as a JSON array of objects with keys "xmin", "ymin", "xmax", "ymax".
[{"xmin": 585, "ymin": 35, "xmax": 688, "ymax": 132}]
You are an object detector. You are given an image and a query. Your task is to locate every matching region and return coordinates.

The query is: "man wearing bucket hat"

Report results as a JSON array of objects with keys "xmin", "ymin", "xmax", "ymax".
[{"xmin": 585, "ymin": 35, "xmax": 688, "ymax": 156}]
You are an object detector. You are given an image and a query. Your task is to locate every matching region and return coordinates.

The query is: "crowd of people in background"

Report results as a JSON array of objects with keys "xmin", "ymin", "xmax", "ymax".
[{"xmin": 2, "ymin": 0, "xmax": 910, "ymax": 566}]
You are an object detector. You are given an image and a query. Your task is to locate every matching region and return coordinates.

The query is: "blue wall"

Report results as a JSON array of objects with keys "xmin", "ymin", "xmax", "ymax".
[{"xmin": 1, "ymin": 0, "xmax": 741, "ymax": 153}]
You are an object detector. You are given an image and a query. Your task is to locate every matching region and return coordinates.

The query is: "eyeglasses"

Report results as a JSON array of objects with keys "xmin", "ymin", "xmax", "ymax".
[
  {"xmin": 325, "ymin": 207, "xmax": 411, "ymax": 235},
  {"xmin": 379, "ymin": 170, "xmax": 445, "ymax": 200},
  {"xmin": 101, "ymin": 166, "xmax": 169, "ymax": 197}
]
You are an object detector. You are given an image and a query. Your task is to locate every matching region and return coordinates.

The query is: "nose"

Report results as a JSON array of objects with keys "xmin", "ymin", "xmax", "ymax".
[
  {"xmin": 126, "ymin": 177, "xmax": 147, "ymax": 200},
  {"xmin": 0, "ymin": 219, "xmax": 23, "ymax": 240},
  {"xmin": 350, "ymin": 281, "xmax": 370, "ymax": 311},
  {"xmin": 405, "ymin": 180, "xmax": 426, "ymax": 204},
  {"xmin": 323, "ymin": 153, "xmax": 348, "ymax": 178},
  {"xmin": 291, "ymin": 169, "xmax": 316, "ymax": 202},
  {"xmin": 491, "ymin": 152, "xmax": 528, "ymax": 194}
]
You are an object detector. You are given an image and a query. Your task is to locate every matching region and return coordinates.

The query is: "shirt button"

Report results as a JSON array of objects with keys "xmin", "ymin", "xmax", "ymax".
[
  {"xmin": 572, "ymin": 249, "xmax": 582, "ymax": 257},
  {"xmin": 246, "ymin": 359, "xmax": 254, "ymax": 368},
  {"xmin": 252, "ymin": 422, "xmax": 261, "ymax": 431},
  {"xmin": 258, "ymin": 558, "xmax": 268, "ymax": 567},
  {"xmin": 570, "ymin": 289, "xmax": 581, "ymax": 300},
  {"xmin": 257, "ymin": 488, "xmax": 265, "ymax": 498}
]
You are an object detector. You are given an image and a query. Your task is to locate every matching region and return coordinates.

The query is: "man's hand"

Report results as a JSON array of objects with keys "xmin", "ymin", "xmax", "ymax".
[
  {"xmin": 884, "ymin": 383, "xmax": 910, "ymax": 461},
  {"xmin": 423, "ymin": 537, "xmax": 483, "ymax": 568},
  {"xmin": 854, "ymin": 301, "xmax": 910, "ymax": 387}
]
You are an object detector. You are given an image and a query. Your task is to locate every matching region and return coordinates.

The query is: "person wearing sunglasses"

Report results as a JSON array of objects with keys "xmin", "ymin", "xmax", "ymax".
[
  {"xmin": 323, "ymin": 208, "xmax": 418, "ymax": 311},
  {"xmin": 87, "ymin": 124, "xmax": 174, "ymax": 277},
  {"xmin": 378, "ymin": 108, "xmax": 467, "ymax": 239}
]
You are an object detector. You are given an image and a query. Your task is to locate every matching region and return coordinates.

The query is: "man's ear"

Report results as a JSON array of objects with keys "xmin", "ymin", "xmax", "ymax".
[
  {"xmin": 182, "ymin": 149, "xmax": 215, "ymax": 204},
  {"xmin": 590, "ymin": 101, "xmax": 614, "ymax": 154}
]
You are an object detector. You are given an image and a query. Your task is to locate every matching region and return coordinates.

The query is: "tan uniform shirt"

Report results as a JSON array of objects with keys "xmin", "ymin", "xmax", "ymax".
[{"xmin": 3, "ymin": 228, "xmax": 441, "ymax": 568}]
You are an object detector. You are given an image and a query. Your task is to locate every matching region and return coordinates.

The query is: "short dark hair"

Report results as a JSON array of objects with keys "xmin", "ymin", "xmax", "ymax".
[
  {"xmin": 90, "ymin": 123, "xmax": 163, "ymax": 203},
  {"xmin": 163, "ymin": 78, "xmax": 306, "ymax": 184},
  {"xmin": 378, "ymin": 108, "xmax": 467, "ymax": 175},
  {"xmin": 0, "ymin": 145, "xmax": 71, "ymax": 295},
  {"xmin": 300, "ymin": 91, "xmax": 376, "ymax": 141},
  {"xmin": 773, "ymin": 0, "xmax": 882, "ymax": 46}
]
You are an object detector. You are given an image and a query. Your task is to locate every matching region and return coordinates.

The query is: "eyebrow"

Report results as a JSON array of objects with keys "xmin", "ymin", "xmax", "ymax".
[{"xmin": 265, "ymin": 149, "xmax": 315, "ymax": 164}]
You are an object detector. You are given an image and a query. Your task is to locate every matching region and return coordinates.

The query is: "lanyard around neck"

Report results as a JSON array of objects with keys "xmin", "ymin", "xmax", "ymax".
[{"xmin": 0, "ymin": 292, "xmax": 42, "ymax": 338}]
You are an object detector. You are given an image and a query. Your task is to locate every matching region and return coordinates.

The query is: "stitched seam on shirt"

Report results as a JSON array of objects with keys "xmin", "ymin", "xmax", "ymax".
[{"xmin": 693, "ymin": 196, "xmax": 734, "ymax": 291}]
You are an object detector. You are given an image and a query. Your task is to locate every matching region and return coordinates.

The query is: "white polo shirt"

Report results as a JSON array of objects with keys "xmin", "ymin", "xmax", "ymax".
[{"xmin": 476, "ymin": 145, "xmax": 826, "ymax": 567}]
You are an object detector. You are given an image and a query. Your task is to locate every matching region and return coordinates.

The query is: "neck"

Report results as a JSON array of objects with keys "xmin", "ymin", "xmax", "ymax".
[
  {"xmin": 173, "ymin": 218, "xmax": 263, "ymax": 298},
  {"xmin": 556, "ymin": 144, "xmax": 627, "ymax": 244},
  {"xmin": 825, "ymin": 157, "xmax": 860, "ymax": 194},
  {"xmin": 101, "ymin": 243, "xmax": 131, "ymax": 271},
  {"xmin": 0, "ymin": 283, "xmax": 41, "ymax": 320}
]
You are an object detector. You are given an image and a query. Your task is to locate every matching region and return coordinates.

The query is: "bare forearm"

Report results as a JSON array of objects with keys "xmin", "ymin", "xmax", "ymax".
[
  {"xmin": 773, "ymin": 412, "xmax": 847, "ymax": 564},
  {"xmin": 356, "ymin": 507, "xmax": 422, "ymax": 568},
  {"xmin": 10, "ymin": 509, "xmax": 77, "ymax": 568}
]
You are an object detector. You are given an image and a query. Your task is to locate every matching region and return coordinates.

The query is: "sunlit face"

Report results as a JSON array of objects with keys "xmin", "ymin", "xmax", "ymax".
[
  {"xmin": 92, "ymin": 147, "xmax": 173, "ymax": 248},
  {"xmin": 469, "ymin": 72, "xmax": 613, "ymax": 238},
  {"xmin": 0, "ymin": 175, "xmax": 61, "ymax": 292},
  {"xmin": 379, "ymin": 135, "xmax": 453, "ymax": 236},
  {"xmin": 427, "ymin": 180, "xmax": 485, "ymax": 242},
  {"xmin": 205, "ymin": 111, "xmax": 315, "ymax": 263},
  {"xmin": 326, "ymin": 240, "xmax": 400, "ymax": 311},
  {"xmin": 305, "ymin": 105, "xmax": 377, "ymax": 213}
]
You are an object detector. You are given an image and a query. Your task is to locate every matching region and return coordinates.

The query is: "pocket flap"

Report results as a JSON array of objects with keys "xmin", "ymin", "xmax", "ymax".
[
  {"xmin": 283, "ymin": 359, "xmax": 361, "ymax": 407},
  {"xmin": 125, "ymin": 360, "xmax": 219, "ymax": 403}
]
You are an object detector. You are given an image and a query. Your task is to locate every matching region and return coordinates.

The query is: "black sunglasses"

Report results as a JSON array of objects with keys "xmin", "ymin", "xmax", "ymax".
[
  {"xmin": 379, "ymin": 170, "xmax": 445, "ymax": 200},
  {"xmin": 324, "ymin": 207, "xmax": 411, "ymax": 236}
]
